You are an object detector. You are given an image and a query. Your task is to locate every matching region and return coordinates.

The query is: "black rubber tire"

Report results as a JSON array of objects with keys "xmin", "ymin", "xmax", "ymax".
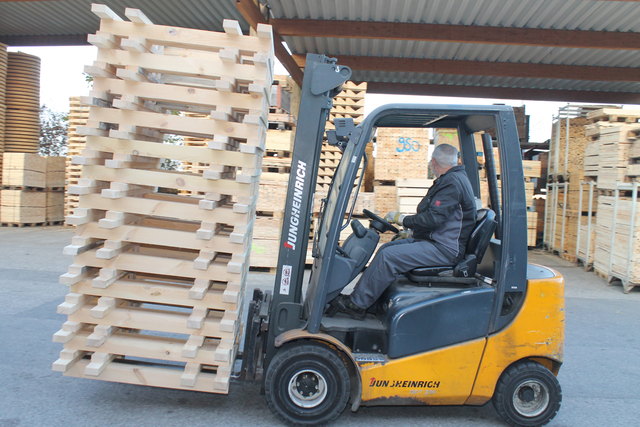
[
  {"xmin": 493, "ymin": 360, "xmax": 562, "ymax": 427},
  {"xmin": 265, "ymin": 342, "xmax": 351, "ymax": 425}
]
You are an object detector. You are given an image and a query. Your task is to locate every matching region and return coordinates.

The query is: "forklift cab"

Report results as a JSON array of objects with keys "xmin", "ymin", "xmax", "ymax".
[
  {"xmin": 304, "ymin": 104, "xmax": 524, "ymax": 355},
  {"xmin": 249, "ymin": 55, "xmax": 563, "ymax": 427}
]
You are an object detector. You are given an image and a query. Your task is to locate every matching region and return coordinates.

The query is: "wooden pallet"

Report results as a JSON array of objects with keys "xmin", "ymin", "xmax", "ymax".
[{"xmin": 53, "ymin": 4, "xmax": 273, "ymax": 394}]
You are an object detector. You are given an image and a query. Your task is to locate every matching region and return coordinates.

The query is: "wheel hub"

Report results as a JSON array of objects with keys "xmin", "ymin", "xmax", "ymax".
[
  {"xmin": 512, "ymin": 380, "xmax": 550, "ymax": 417},
  {"xmin": 287, "ymin": 369, "xmax": 328, "ymax": 409}
]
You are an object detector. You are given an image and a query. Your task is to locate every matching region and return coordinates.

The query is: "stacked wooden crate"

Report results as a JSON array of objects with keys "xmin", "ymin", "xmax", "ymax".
[
  {"xmin": 1, "ymin": 153, "xmax": 64, "ymax": 225},
  {"xmin": 374, "ymin": 127, "xmax": 431, "ymax": 223},
  {"xmin": 65, "ymin": 97, "xmax": 90, "ymax": 216},
  {"xmin": 52, "ymin": 5, "xmax": 273, "ymax": 393},
  {"xmin": 583, "ymin": 108, "xmax": 640, "ymax": 290},
  {"xmin": 396, "ymin": 179, "xmax": 433, "ymax": 214},
  {"xmin": 544, "ymin": 106, "xmax": 594, "ymax": 261},
  {"xmin": 0, "ymin": 43, "xmax": 6, "ymax": 187}
]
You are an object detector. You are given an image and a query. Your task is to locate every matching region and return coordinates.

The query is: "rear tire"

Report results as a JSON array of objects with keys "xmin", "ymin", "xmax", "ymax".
[
  {"xmin": 493, "ymin": 360, "xmax": 562, "ymax": 426},
  {"xmin": 265, "ymin": 342, "xmax": 351, "ymax": 425}
]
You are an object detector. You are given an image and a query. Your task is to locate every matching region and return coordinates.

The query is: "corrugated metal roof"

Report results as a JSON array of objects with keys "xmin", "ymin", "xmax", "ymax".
[
  {"xmin": 285, "ymin": 37, "xmax": 640, "ymax": 68},
  {"xmin": 0, "ymin": 0, "xmax": 248, "ymax": 37},
  {"xmin": 267, "ymin": 0, "xmax": 640, "ymax": 32},
  {"xmin": 353, "ymin": 70, "xmax": 640, "ymax": 93}
]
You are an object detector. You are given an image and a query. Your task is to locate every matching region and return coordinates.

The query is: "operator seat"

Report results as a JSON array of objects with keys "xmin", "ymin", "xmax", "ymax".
[{"xmin": 407, "ymin": 208, "xmax": 497, "ymax": 283}]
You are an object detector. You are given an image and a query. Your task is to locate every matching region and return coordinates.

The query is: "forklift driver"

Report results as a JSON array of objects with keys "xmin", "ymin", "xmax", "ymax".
[{"xmin": 327, "ymin": 143, "xmax": 477, "ymax": 319}]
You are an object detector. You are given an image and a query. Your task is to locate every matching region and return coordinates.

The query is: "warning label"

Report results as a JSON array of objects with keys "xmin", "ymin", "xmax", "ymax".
[{"xmin": 279, "ymin": 264, "xmax": 292, "ymax": 295}]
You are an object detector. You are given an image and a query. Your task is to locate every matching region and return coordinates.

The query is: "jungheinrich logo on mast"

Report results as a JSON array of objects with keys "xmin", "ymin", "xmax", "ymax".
[{"xmin": 283, "ymin": 160, "xmax": 307, "ymax": 251}]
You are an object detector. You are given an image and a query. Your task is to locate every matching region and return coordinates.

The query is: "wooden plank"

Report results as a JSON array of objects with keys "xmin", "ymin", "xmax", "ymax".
[
  {"xmin": 88, "ymin": 106, "xmax": 266, "ymax": 144},
  {"xmin": 92, "ymin": 77, "xmax": 266, "ymax": 111},
  {"xmin": 71, "ymin": 249, "xmax": 242, "ymax": 282},
  {"xmin": 95, "ymin": 49, "xmax": 268, "ymax": 84},
  {"xmin": 99, "ymin": 19, "xmax": 271, "ymax": 55},
  {"xmin": 77, "ymin": 193, "xmax": 251, "ymax": 224},
  {"xmin": 68, "ymin": 303, "xmax": 236, "ymax": 339},
  {"xmin": 80, "ymin": 164, "xmax": 254, "ymax": 196},
  {"xmin": 85, "ymin": 135, "xmax": 260, "ymax": 168},
  {"xmin": 61, "ymin": 329, "xmax": 232, "ymax": 366},
  {"xmin": 70, "ymin": 278, "xmax": 239, "ymax": 311},
  {"xmin": 75, "ymin": 221, "xmax": 250, "ymax": 254},
  {"xmin": 62, "ymin": 358, "xmax": 230, "ymax": 393}
]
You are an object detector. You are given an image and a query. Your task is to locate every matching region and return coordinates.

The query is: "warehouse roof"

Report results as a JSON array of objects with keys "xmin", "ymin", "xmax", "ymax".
[{"xmin": 1, "ymin": 0, "xmax": 639, "ymax": 103}]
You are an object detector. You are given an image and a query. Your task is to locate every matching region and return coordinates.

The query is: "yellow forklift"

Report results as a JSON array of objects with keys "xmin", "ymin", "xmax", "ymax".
[{"xmin": 240, "ymin": 54, "xmax": 565, "ymax": 426}]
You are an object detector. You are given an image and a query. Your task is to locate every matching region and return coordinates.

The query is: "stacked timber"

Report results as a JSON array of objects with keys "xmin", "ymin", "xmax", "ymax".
[
  {"xmin": 1, "ymin": 153, "xmax": 64, "ymax": 225},
  {"xmin": 5, "ymin": 52, "xmax": 40, "ymax": 153},
  {"xmin": 65, "ymin": 97, "xmax": 90, "ymax": 216},
  {"xmin": 544, "ymin": 107, "xmax": 593, "ymax": 260},
  {"xmin": 396, "ymin": 179, "xmax": 433, "ymax": 214},
  {"xmin": 374, "ymin": 127, "xmax": 431, "ymax": 242},
  {"xmin": 582, "ymin": 108, "xmax": 640, "ymax": 290},
  {"xmin": 52, "ymin": 5, "xmax": 273, "ymax": 393},
  {"xmin": 0, "ymin": 43, "xmax": 7, "ymax": 187}
]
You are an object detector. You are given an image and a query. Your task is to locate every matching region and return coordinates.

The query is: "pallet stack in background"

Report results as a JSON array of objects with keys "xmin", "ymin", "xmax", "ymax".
[
  {"xmin": 65, "ymin": 97, "xmax": 90, "ymax": 216},
  {"xmin": 0, "ymin": 48, "xmax": 67, "ymax": 226},
  {"xmin": 251, "ymin": 75, "xmax": 297, "ymax": 270},
  {"xmin": 1, "ymin": 153, "xmax": 64, "ymax": 225},
  {"xmin": 53, "ymin": 5, "xmax": 273, "ymax": 393},
  {"xmin": 250, "ymin": 80, "xmax": 368, "ymax": 270},
  {"xmin": 544, "ymin": 106, "xmax": 640, "ymax": 293},
  {"xmin": 544, "ymin": 105, "xmax": 608, "ymax": 261},
  {"xmin": 0, "ymin": 44, "xmax": 6, "ymax": 185},
  {"xmin": 375, "ymin": 127, "xmax": 431, "ymax": 240}
]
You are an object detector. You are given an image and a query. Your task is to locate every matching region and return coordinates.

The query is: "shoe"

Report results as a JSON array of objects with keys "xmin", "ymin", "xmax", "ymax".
[{"xmin": 325, "ymin": 295, "xmax": 367, "ymax": 320}]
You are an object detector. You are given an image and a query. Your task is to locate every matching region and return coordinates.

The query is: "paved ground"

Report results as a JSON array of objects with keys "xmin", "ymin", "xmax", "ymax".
[{"xmin": 0, "ymin": 227, "xmax": 639, "ymax": 426}]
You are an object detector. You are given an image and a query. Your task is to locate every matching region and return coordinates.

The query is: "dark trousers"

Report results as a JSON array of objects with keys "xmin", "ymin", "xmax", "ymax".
[{"xmin": 350, "ymin": 238, "xmax": 456, "ymax": 309}]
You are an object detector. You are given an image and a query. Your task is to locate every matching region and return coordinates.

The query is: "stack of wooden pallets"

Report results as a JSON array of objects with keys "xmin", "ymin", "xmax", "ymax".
[
  {"xmin": 1, "ymin": 153, "xmax": 64, "ymax": 225},
  {"xmin": 544, "ymin": 105, "xmax": 604, "ymax": 260},
  {"xmin": 52, "ymin": 4, "xmax": 273, "ymax": 393},
  {"xmin": 0, "ymin": 43, "xmax": 6, "ymax": 186},
  {"xmin": 65, "ymin": 97, "xmax": 90, "ymax": 216},
  {"xmin": 580, "ymin": 108, "xmax": 640, "ymax": 291}
]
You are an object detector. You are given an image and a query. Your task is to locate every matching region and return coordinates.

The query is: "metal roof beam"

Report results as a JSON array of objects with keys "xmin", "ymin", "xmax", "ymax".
[
  {"xmin": 273, "ymin": 19, "xmax": 640, "ymax": 50},
  {"xmin": 292, "ymin": 54, "xmax": 638, "ymax": 82},
  {"xmin": 235, "ymin": 0, "xmax": 302, "ymax": 85},
  {"xmin": 0, "ymin": 34, "xmax": 88, "ymax": 46},
  {"xmin": 366, "ymin": 82, "xmax": 640, "ymax": 104}
]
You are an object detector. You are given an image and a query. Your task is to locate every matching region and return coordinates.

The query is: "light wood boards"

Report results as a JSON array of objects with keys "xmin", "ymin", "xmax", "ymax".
[{"xmin": 53, "ymin": 4, "xmax": 274, "ymax": 394}]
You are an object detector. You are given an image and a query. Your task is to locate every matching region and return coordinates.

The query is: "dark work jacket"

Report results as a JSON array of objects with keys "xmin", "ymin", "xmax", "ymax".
[{"xmin": 402, "ymin": 165, "xmax": 477, "ymax": 260}]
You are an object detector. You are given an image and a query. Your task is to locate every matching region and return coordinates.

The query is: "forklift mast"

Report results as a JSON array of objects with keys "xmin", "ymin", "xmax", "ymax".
[{"xmin": 265, "ymin": 54, "xmax": 351, "ymax": 361}]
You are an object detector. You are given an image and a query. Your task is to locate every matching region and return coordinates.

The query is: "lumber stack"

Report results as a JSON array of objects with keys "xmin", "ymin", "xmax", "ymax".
[
  {"xmin": 544, "ymin": 108, "xmax": 593, "ymax": 260},
  {"xmin": 374, "ymin": 127, "xmax": 431, "ymax": 241},
  {"xmin": 5, "ymin": 52, "xmax": 40, "ymax": 153},
  {"xmin": 0, "ymin": 43, "xmax": 6, "ymax": 187},
  {"xmin": 1, "ymin": 153, "xmax": 64, "ymax": 225},
  {"xmin": 396, "ymin": 179, "xmax": 432, "ymax": 214},
  {"xmin": 65, "ymin": 97, "xmax": 90, "ymax": 216},
  {"xmin": 581, "ymin": 108, "xmax": 640, "ymax": 290},
  {"xmin": 52, "ymin": 5, "xmax": 273, "ymax": 394}
]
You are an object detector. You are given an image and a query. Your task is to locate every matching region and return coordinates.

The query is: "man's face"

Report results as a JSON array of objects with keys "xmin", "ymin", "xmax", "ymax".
[{"xmin": 429, "ymin": 158, "xmax": 441, "ymax": 178}]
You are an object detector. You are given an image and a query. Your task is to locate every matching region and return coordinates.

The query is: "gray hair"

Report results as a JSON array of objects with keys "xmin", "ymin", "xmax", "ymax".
[{"xmin": 432, "ymin": 143, "xmax": 459, "ymax": 167}]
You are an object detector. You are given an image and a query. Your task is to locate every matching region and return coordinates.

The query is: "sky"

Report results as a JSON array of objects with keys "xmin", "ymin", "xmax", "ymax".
[{"xmin": 8, "ymin": 45, "xmax": 635, "ymax": 143}]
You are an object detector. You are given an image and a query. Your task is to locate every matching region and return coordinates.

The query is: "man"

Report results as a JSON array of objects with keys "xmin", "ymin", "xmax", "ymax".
[{"xmin": 327, "ymin": 143, "xmax": 477, "ymax": 319}]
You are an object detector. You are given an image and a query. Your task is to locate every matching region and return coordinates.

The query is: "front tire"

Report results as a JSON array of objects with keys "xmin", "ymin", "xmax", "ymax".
[
  {"xmin": 265, "ymin": 342, "xmax": 351, "ymax": 425},
  {"xmin": 493, "ymin": 360, "xmax": 562, "ymax": 426}
]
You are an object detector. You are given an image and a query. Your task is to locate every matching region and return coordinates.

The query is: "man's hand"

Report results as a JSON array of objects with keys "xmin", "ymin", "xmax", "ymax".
[
  {"xmin": 393, "ymin": 229, "xmax": 413, "ymax": 241},
  {"xmin": 384, "ymin": 211, "xmax": 406, "ymax": 225}
]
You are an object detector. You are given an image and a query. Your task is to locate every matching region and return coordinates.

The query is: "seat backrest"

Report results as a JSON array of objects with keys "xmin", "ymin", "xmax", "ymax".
[{"xmin": 466, "ymin": 208, "xmax": 497, "ymax": 263}]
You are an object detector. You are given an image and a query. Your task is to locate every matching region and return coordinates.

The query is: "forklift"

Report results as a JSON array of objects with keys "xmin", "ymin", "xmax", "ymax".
[{"xmin": 240, "ymin": 54, "xmax": 565, "ymax": 426}]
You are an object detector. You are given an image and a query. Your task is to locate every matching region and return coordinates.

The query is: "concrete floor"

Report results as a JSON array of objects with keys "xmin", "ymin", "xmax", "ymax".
[{"xmin": 0, "ymin": 227, "xmax": 639, "ymax": 426}]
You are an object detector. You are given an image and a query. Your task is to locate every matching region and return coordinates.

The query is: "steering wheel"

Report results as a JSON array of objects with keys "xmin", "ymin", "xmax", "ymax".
[{"xmin": 363, "ymin": 209, "xmax": 399, "ymax": 234}]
